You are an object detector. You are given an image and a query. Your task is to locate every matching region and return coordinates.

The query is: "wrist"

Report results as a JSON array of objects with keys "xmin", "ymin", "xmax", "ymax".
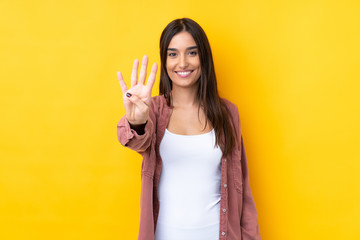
[
  {"xmin": 128, "ymin": 120, "xmax": 147, "ymax": 126},
  {"xmin": 128, "ymin": 120, "xmax": 147, "ymax": 135},
  {"xmin": 128, "ymin": 120, "xmax": 147, "ymax": 127}
]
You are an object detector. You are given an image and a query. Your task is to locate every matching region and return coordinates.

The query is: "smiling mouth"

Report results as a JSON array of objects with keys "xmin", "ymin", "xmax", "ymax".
[{"xmin": 175, "ymin": 70, "xmax": 193, "ymax": 78}]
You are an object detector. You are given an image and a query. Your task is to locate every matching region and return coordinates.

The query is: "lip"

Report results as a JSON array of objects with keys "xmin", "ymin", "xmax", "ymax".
[{"xmin": 175, "ymin": 70, "xmax": 194, "ymax": 78}]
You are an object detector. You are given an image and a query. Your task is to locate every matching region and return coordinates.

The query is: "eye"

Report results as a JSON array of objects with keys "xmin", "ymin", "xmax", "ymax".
[
  {"xmin": 189, "ymin": 50, "xmax": 198, "ymax": 56},
  {"xmin": 168, "ymin": 52, "xmax": 177, "ymax": 57}
]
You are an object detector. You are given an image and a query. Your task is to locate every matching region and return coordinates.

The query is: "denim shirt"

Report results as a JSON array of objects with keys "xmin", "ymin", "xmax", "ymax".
[{"xmin": 117, "ymin": 94, "xmax": 261, "ymax": 240}]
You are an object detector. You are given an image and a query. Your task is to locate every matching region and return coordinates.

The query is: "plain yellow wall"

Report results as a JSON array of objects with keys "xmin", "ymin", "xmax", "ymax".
[{"xmin": 1, "ymin": 0, "xmax": 359, "ymax": 239}]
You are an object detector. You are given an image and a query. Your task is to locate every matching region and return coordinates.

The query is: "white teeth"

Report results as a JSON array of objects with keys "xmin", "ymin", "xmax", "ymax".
[{"xmin": 177, "ymin": 71, "xmax": 191, "ymax": 75}]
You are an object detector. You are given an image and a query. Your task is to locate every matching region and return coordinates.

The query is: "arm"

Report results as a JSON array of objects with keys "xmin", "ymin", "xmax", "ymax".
[
  {"xmin": 232, "ymin": 105, "xmax": 261, "ymax": 239},
  {"xmin": 240, "ymin": 134, "xmax": 261, "ymax": 239},
  {"xmin": 117, "ymin": 112, "xmax": 154, "ymax": 154},
  {"xmin": 116, "ymin": 55, "xmax": 157, "ymax": 154}
]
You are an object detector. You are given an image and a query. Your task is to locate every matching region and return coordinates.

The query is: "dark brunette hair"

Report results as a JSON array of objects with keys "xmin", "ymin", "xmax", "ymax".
[{"xmin": 159, "ymin": 18, "xmax": 236, "ymax": 156}]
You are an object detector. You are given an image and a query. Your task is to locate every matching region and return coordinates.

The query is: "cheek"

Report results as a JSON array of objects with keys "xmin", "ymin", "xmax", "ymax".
[
  {"xmin": 195, "ymin": 60, "xmax": 201, "ymax": 71},
  {"xmin": 166, "ymin": 65, "xmax": 175, "ymax": 79},
  {"xmin": 166, "ymin": 61, "xmax": 174, "ymax": 72},
  {"xmin": 165, "ymin": 66, "xmax": 171, "ymax": 76},
  {"xmin": 195, "ymin": 65, "xmax": 201, "ymax": 77},
  {"xmin": 193, "ymin": 57, "xmax": 201, "ymax": 69}
]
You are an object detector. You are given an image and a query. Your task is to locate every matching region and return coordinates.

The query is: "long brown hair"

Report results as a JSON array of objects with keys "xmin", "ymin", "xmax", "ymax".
[{"xmin": 159, "ymin": 18, "xmax": 236, "ymax": 156}]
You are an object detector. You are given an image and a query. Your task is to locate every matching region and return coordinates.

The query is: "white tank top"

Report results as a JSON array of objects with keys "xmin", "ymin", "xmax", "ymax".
[{"xmin": 154, "ymin": 128, "xmax": 223, "ymax": 240}]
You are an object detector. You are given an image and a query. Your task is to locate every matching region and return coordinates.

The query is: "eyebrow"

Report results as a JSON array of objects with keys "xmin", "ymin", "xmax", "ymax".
[{"xmin": 167, "ymin": 46, "xmax": 198, "ymax": 51}]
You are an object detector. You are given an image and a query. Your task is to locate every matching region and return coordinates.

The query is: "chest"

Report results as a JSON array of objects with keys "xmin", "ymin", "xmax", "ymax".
[{"xmin": 166, "ymin": 107, "xmax": 213, "ymax": 135}]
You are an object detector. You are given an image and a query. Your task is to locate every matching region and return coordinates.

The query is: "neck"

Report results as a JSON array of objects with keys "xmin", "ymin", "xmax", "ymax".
[{"xmin": 171, "ymin": 84, "xmax": 200, "ymax": 108}]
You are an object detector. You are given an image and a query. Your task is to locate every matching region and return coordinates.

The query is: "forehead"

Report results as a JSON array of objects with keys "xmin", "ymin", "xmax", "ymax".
[{"xmin": 168, "ymin": 31, "xmax": 197, "ymax": 49}]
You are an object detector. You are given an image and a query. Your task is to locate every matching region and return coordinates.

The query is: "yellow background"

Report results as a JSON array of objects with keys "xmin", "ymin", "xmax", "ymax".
[{"xmin": 1, "ymin": 0, "xmax": 359, "ymax": 239}]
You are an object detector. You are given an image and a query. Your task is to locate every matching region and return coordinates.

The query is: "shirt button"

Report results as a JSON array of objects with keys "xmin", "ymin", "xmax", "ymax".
[
  {"xmin": 221, "ymin": 231, "xmax": 226, "ymax": 236},
  {"xmin": 223, "ymin": 184, "xmax": 227, "ymax": 188},
  {"xmin": 222, "ymin": 208, "xmax": 227, "ymax": 213}
]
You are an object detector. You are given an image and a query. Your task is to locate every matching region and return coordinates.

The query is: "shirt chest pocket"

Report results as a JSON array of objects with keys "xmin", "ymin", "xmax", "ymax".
[{"xmin": 232, "ymin": 149, "xmax": 243, "ymax": 193}]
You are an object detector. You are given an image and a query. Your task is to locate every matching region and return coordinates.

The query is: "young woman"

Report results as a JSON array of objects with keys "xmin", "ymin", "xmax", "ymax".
[{"xmin": 117, "ymin": 18, "xmax": 260, "ymax": 240}]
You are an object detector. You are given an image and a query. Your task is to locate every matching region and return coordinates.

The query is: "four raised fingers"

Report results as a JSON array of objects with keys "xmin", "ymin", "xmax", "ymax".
[{"xmin": 119, "ymin": 55, "xmax": 157, "ymax": 93}]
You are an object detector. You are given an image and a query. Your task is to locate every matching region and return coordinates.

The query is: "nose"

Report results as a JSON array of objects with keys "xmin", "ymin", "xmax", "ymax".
[{"xmin": 179, "ymin": 54, "xmax": 188, "ymax": 69}]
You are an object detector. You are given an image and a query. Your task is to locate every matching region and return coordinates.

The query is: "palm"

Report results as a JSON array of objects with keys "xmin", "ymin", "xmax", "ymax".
[
  {"xmin": 117, "ymin": 55, "xmax": 158, "ymax": 125},
  {"xmin": 123, "ymin": 83, "xmax": 151, "ymax": 122}
]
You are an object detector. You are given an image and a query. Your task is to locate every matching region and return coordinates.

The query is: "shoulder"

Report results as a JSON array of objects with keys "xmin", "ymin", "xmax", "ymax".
[
  {"xmin": 220, "ymin": 97, "xmax": 239, "ymax": 116},
  {"xmin": 150, "ymin": 95, "xmax": 164, "ymax": 106},
  {"xmin": 220, "ymin": 97, "xmax": 241, "ymax": 131},
  {"xmin": 150, "ymin": 94, "xmax": 169, "ymax": 114},
  {"xmin": 150, "ymin": 94, "xmax": 166, "ymax": 107}
]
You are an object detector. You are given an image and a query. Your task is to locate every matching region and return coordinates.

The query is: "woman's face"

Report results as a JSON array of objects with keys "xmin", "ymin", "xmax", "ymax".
[{"xmin": 166, "ymin": 31, "xmax": 201, "ymax": 90}]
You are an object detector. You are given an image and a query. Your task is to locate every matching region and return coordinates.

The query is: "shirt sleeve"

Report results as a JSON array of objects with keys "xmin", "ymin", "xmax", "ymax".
[
  {"xmin": 240, "ymin": 134, "xmax": 261, "ymax": 239},
  {"xmin": 116, "ymin": 115, "xmax": 154, "ymax": 154},
  {"xmin": 233, "ymin": 105, "xmax": 261, "ymax": 239}
]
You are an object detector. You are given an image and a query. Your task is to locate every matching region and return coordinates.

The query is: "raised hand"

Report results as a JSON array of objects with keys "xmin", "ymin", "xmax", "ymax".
[{"xmin": 117, "ymin": 55, "xmax": 158, "ymax": 126}]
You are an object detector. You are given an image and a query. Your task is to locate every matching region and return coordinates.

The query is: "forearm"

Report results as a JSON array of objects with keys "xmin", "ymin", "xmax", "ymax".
[{"xmin": 117, "ymin": 115, "xmax": 153, "ymax": 153}]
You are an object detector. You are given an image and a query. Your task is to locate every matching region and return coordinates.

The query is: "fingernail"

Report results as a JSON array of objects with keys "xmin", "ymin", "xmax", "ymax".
[{"xmin": 126, "ymin": 92, "xmax": 132, "ymax": 98}]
